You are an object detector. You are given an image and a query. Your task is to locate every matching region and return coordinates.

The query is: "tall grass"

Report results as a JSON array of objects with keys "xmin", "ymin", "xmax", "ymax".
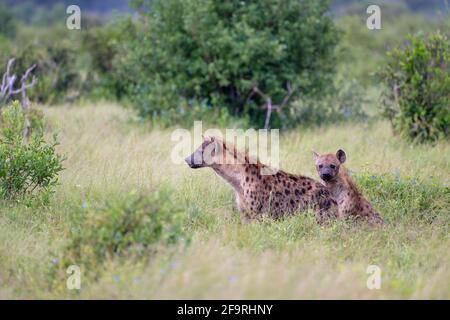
[{"xmin": 0, "ymin": 103, "xmax": 448, "ymax": 299}]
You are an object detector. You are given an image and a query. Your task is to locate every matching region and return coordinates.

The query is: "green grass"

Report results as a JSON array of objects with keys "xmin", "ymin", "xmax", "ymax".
[{"xmin": 0, "ymin": 103, "xmax": 448, "ymax": 299}]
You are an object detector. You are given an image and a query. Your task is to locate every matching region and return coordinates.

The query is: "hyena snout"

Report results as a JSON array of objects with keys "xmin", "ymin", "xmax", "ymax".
[
  {"xmin": 319, "ymin": 166, "xmax": 336, "ymax": 181},
  {"xmin": 320, "ymin": 171, "xmax": 333, "ymax": 181},
  {"xmin": 185, "ymin": 150, "xmax": 213, "ymax": 169},
  {"xmin": 185, "ymin": 153, "xmax": 203, "ymax": 169}
]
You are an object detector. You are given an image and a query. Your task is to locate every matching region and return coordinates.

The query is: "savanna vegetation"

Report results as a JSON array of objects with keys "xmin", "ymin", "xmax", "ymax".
[
  {"xmin": 0, "ymin": 0, "xmax": 448, "ymax": 299},
  {"xmin": 0, "ymin": 104, "xmax": 448, "ymax": 299}
]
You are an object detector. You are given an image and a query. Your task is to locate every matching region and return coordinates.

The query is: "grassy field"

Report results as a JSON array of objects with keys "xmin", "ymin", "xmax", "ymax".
[{"xmin": 0, "ymin": 103, "xmax": 448, "ymax": 299}]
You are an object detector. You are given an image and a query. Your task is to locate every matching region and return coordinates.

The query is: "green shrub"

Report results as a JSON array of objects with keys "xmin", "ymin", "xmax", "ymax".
[
  {"xmin": 354, "ymin": 172, "xmax": 449, "ymax": 224},
  {"xmin": 15, "ymin": 39, "xmax": 81, "ymax": 104},
  {"xmin": 0, "ymin": 3, "xmax": 16, "ymax": 39},
  {"xmin": 82, "ymin": 17, "xmax": 137, "ymax": 101},
  {"xmin": 379, "ymin": 31, "xmax": 450, "ymax": 143},
  {"xmin": 122, "ymin": 0, "xmax": 339, "ymax": 128},
  {"xmin": 0, "ymin": 101, "xmax": 64, "ymax": 200},
  {"xmin": 1, "ymin": 25, "xmax": 84, "ymax": 105},
  {"xmin": 0, "ymin": 35, "xmax": 13, "ymax": 74},
  {"xmin": 287, "ymin": 77, "xmax": 368, "ymax": 126},
  {"xmin": 62, "ymin": 188, "xmax": 188, "ymax": 270}
]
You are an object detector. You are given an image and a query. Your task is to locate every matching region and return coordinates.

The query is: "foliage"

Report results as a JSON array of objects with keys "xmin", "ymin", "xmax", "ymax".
[
  {"xmin": 354, "ymin": 173, "xmax": 449, "ymax": 224},
  {"xmin": 122, "ymin": 0, "xmax": 339, "ymax": 128},
  {"xmin": 14, "ymin": 28, "xmax": 82, "ymax": 104},
  {"xmin": 379, "ymin": 31, "xmax": 450, "ymax": 143},
  {"xmin": 82, "ymin": 17, "xmax": 137, "ymax": 100},
  {"xmin": 0, "ymin": 104, "xmax": 449, "ymax": 299},
  {"xmin": 0, "ymin": 25, "xmax": 84, "ymax": 105},
  {"xmin": 287, "ymin": 77, "xmax": 368, "ymax": 127},
  {"xmin": 0, "ymin": 3, "xmax": 16, "ymax": 38},
  {"xmin": 0, "ymin": 101, "xmax": 64, "ymax": 200},
  {"xmin": 336, "ymin": 12, "xmax": 450, "ymax": 87},
  {"xmin": 62, "ymin": 188, "xmax": 188, "ymax": 270},
  {"xmin": 0, "ymin": 36, "xmax": 14, "ymax": 79}
]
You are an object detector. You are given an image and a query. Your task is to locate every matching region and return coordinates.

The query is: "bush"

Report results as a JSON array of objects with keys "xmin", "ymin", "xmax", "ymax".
[
  {"xmin": 379, "ymin": 31, "xmax": 450, "ymax": 143},
  {"xmin": 0, "ymin": 36, "xmax": 13, "ymax": 73},
  {"xmin": 0, "ymin": 102, "xmax": 64, "ymax": 200},
  {"xmin": 15, "ymin": 34, "xmax": 82, "ymax": 104},
  {"xmin": 355, "ymin": 172, "xmax": 449, "ymax": 224},
  {"xmin": 287, "ymin": 77, "xmax": 367, "ymax": 126},
  {"xmin": 62, "ymin": 188, "xmax": 188, "ymax": 270},
  {"xmin": 122, "ymin": 0, "xmax": 339, "ymax": 128},
  {"xmin": 0, "ymin": 3, "xmax": 16, "ymax": 39},
  {"xmin": 82, "ymin": 17, "xmax": 137, "ymax": 100},
  {"xmin": 0, "ymin": 25, "xmax": 84, "ymax": 105}
]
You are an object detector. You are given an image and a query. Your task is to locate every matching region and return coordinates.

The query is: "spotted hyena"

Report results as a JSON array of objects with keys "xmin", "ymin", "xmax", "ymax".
[
  {"xmin": 313, "ymin": 149, "xmax": 385, "ymax": 226},
  {"xmin": 185, "ymin": 136, "xmax": 337, "ymax": 222}
]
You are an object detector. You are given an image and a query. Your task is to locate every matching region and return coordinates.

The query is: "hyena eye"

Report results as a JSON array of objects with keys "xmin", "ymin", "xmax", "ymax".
[
  {"xmin": 318, "ymin": 165, "xmax": 323, "ymax": 169},
  {"xmin": 330, "ymin": 164, "xmax": 336, "ymax": 169}
]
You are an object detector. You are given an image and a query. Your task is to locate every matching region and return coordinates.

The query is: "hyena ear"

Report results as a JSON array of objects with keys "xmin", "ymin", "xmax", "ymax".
[
  {"xmin": 312, "ymin": 150, "xmax": 319, "ymax": 160},
  {"xmin": 336, "ymin": 149, "xmax": 346, "ymax": 163}
]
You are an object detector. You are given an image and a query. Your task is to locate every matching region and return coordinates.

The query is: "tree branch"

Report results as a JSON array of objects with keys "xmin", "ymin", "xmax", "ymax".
[
  {"xmin": 252, "ymin": 82, "xmax": 295, "ymax": 129},
  {"xmin": 276, "ymin": 82, "xmax": 294, "ymax": 112},
  {"xmin": 1, "ymin": 58, "xmax": 37, "ymax": 110}
]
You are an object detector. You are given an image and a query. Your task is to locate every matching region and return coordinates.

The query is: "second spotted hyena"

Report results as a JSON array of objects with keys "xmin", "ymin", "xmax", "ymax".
[
  {"xmin": 185, "ymin": 136, "xmax": 337, "ymax": 222},
  {"xmin": 313, "ymin": 149, "xmax": 385, "ymax": 226}
]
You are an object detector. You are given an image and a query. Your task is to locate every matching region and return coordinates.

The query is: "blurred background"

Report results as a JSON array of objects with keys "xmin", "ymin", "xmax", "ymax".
[{"xmin": 0, "ymin": 0, "xmax": 448, "ymax": 139}]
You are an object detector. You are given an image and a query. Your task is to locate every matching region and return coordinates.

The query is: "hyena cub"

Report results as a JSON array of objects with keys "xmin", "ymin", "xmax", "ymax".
[{"xmin": 313, "ymin": 149, "xmax": 385, "ymax": 226}]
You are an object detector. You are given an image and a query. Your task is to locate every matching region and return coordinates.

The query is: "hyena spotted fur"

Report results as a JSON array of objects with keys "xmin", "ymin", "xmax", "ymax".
[
  {"xmin": 185, "ymin": 136, "xmax": 337, "ymax": 222},
  {"xmin": 313, "ymin": 149, "xmax": 385, "ymax": 226}
]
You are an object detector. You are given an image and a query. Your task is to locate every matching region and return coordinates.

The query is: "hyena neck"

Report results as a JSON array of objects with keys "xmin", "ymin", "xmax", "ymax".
[
  {"xmin": 326, "ymin": 166, "xmax": 356, "ymax": 198},
  {"xmin": 212, "ymin": 141, "xmax": 257, "ymax": 193},
  {"xmin": 213, "ymin": 164, "xmax": 246, "ymax": 193}
]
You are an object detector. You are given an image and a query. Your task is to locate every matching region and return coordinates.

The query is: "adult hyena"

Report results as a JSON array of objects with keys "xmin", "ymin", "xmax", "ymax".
[
  {"xmin": 313, "ymin": 149, "xmax": 385, "ymax": 226},
  {"xmin": 185, "ymin": 136, "xmax": 337, "ymax": 222}
]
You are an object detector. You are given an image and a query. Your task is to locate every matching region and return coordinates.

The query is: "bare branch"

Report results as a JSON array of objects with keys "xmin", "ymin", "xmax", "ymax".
[
  {"xmin": 252, "ymin": 86, "xmax": 273, "ymax": 129},
  {"xmin": 0, "ymin": 58, "xmax": 37, "ymax": 109},
  {"xmin": 21, "ymin": 64, "xmax": 37, "ymax": 82},
  {"xmin": 1, "ymin": 59, "xmax": 16, "ymax": 96},
  {"xmin": 276, "ymin": 82, "xmax": 294, "ymax": 111},
  {"xmin": 264, "ymin": 97, "xmax": 273, "ymax": 130},
  {"xmin": 252, "ymin": 83, "xmax": 296, "ymax": 129},
  {"xmin": 10, "ymin": 76, "xmax": 37, "ymax": 95},
  {"xmin": 252, "ymin": 86, "xmax": 269, "ymax": 101}
]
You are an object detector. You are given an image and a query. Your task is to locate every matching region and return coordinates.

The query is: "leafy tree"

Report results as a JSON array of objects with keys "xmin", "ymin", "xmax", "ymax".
[
  {"xmin": 82, "ymin": 17, "xmax": 137, "ymax": 100},
  {"xmin": 379, "ymin": 31, "xmax": 450, "ymax": 143},
  {"xmin": 11, "ymin": 26, "xmax": 83, "ymax": 105},
  {"xmin": 123, "ymin": 0, "xmax": 339, "ymax": 128}
]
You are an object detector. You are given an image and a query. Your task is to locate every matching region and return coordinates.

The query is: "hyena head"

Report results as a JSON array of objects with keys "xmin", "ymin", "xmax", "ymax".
[
  {"xmin": 185, "ymin": 136, "xmax": 237, "ymax": 169},
  {"xmin": 313, "ymin": 149, "xmax": 346, "ymax": 182}
]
